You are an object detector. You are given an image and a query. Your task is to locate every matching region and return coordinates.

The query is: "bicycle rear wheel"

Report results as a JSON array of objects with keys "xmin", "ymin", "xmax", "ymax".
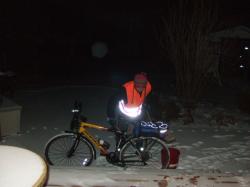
[
  {"xmin": 44, "ymin": 133, "xmax": 95, "ymax": 166},
  {"xmin": 119, "ymin": 137, "xmax": 170, "ymax": 169}
]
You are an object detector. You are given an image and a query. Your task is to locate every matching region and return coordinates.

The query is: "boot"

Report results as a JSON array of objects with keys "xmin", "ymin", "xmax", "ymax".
[{"xmin": 164, "ymin": 130, "xmax": 176, "ymax": 143}]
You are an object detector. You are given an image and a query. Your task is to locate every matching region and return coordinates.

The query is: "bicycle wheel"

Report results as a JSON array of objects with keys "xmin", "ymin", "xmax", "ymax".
[
  {"xmin": 45, "ymin": 133, "xmax": 95, "ymax": 166},
  {"xmin": 119, "ymin": 136, "xmax": 170, "ymax": 169}
]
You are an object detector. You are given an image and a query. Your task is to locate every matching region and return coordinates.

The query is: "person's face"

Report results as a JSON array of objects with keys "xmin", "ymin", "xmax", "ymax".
[{"xmin": 134, "ymin": 80, "xmax": 147, "ymax": 93}]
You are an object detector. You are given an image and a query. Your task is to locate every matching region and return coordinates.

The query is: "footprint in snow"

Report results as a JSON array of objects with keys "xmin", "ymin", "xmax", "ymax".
[
  {"xmin": 212, "ymin": 134, "xmax": 235, "ymax": 139},
  {"xmin": 186, "ymin": 155, "xmax": 198, "ymax": 160},
  {"xmin": 177, "ymin": 145, "xmax": 192, "ymax": 150},
  {"xmin": 235, "ymin": 157, "xmax": 250, "ymax": 161},
  {"xmin": 192, "ymin": 141, "xmax": 204, "ymax": 147}
]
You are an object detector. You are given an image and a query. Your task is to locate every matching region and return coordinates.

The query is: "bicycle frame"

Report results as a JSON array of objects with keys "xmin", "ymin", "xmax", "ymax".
[
  {"xmin": 45, "ymin": 101, "xmax": 171, "ymax": 168},
  {"xmin": 77, "ymin": 121, "xmax": 162, "ymax": 164},
  {"xmin": 77, "ymin": 121, "xmax": 110, "ymax": 156}
]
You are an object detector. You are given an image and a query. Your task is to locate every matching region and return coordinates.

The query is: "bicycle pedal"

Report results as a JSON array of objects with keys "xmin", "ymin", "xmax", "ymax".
[{"xmin": 106, "ymin": 152, "xmax": 119, "ymax": 163}]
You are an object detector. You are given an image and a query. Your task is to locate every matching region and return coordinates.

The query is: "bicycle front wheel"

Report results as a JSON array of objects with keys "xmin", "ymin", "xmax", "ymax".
[
  {"xmin": 44, "ymin": 133, "xmax": 95, "ymax": 166},
  {"xmin": 120, "ymin": 137, "xmax": 170, "ymax": 169}
]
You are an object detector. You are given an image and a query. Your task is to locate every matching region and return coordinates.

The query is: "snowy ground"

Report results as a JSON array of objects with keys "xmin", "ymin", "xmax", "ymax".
[{"xmin": 1, "ymin": 85, "xmax": 250, "ymax": 186}]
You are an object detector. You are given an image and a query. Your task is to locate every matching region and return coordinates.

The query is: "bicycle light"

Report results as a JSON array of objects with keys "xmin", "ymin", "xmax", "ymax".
[
  {"xmin": 140, "ymin": 147, "xmax": 144, "ymax": 151},
  {"xmin": 82, "ymin": 158, "xmax": 88, "ymax": 166},
  {"xmin": 72, "ymin": 109, "xmax": 79, "ymax": 113}
]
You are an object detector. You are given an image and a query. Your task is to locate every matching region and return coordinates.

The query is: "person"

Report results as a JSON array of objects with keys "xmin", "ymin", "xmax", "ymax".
[{"xmin": 106, "ymin": 72, "xmax": 152, "ymax": 146}]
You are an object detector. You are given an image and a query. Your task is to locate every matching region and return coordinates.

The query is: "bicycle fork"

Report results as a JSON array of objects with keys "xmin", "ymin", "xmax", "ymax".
[{"xmin": 67, "ymin": 134, "xmax": 81, "ymax": 157}]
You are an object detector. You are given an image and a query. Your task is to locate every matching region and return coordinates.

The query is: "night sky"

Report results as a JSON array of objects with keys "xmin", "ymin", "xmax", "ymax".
[{"xmin": 1, "ymin": 0, "xmax": 250, "ymax": 84}]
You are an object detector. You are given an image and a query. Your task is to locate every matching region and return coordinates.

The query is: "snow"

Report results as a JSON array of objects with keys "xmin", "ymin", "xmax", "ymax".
[
  {"xmin": 46, "ymin": 166, "xmax": 250, "ymax": 187},
  {"xmin": 1, "ymin": 85, "xmax": 250, "ymax": 186},
  {"xmin": 0, "ymin": 145, "xmax": 47, "ymax": 187}
]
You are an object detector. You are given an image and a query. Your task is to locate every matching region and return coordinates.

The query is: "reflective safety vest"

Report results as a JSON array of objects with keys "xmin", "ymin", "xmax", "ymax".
[
  {"xmin": 118, "ymin": 81, "xmax": 151, "ymax": 118},
  {"xmin": 123, "ymin": 81, "xmax": 152, "ymax": 107}
]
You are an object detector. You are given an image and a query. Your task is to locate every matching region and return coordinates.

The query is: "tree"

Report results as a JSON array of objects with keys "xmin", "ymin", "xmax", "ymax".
[{"xmin": 157, "ymin": 0, "xmax": 219, "ymax": 114}]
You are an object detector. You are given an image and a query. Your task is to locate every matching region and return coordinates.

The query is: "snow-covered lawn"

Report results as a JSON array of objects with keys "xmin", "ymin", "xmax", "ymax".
[{"xmin": 1, "ymin": 85, "xmax": 250, "ymax": 186}]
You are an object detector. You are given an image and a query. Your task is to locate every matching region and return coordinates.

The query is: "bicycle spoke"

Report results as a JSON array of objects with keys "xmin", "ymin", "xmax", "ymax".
[
  {"xmin": 120, "ymin": 137, "xmax": 169, "ymax": 169},
  {"xmin": 45, "ymin": 133, "xmax": 94, "ymax": 166},
  {"xmin": 144, "ymin": 139, "xmax": 157, "ymax": 152}
]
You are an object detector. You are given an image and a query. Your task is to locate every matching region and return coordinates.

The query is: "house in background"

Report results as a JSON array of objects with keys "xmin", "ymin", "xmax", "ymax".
[{"xmin": 209, "ymin": 25, "xmax": 250, "ymax": 84}]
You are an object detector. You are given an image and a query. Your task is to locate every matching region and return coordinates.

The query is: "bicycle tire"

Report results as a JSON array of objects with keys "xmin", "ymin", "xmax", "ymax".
[
  {"xmin": 44, "ymin": 133, "xmax": 95, "ymax": 166},
  {"xmin": 119, "ymin": 136, "xmax": 170, "ymax": 169}
]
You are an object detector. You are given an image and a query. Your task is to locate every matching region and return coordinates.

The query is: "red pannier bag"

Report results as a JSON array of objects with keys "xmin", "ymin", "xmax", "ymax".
[{"xmin": 161, "ymin": 147, "xmax": 180, "ymax": 169}]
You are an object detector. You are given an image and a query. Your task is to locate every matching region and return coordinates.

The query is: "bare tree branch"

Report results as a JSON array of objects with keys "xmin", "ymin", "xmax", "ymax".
[{"xmin": 157, "ymin": 0, "xmax": 219, "ymax": 108}]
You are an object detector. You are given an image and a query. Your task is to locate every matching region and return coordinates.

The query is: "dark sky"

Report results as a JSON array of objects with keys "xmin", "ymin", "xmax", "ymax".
[
  {"xmin": 1, "ymin": 1, "xmax": 250, "ymax": 42},
  {"xmin": 1, "ymin": 1, "xmax": 250, "ymax": 77},
  {"xmin": 218, "ymin": 0, "xmax": 250, "ymax": 27},
  {"xmin": 1, "ymin": 1, "xmax": 162, "ymax": 73}
]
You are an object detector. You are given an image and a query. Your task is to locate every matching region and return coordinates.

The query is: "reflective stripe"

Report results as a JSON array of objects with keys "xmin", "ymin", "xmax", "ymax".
[{"xmin": 118, "ymin": 100, "xmax": 142, "ymax": 118}]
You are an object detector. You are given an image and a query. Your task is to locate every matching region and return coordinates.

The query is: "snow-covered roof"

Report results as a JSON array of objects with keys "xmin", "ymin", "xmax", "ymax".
[{"xmin": 209, "ymin": 25, "xmax": 250, "ymax": 42}]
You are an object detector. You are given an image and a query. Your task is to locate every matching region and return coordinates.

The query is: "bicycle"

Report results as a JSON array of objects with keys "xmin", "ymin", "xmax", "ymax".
[{"xmin": 44, "ymin": 101, "xmax": 170, "ymax": 169}]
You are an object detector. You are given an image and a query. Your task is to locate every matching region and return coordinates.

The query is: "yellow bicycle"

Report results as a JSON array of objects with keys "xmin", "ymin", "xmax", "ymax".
[{"xmin": 44, "ymin": 101, "xmax": 170, "ymax": 169}]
